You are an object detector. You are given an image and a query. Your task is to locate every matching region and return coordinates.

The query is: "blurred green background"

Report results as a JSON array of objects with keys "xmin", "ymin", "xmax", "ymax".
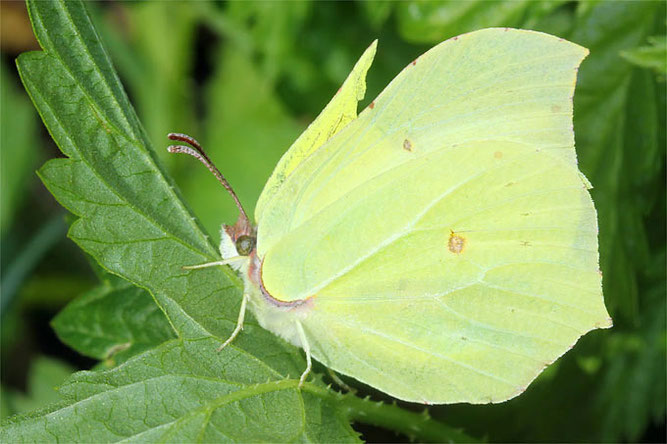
[{"xmin": 1, "ymin": 1, "xmax": 665, "ymax": 442}]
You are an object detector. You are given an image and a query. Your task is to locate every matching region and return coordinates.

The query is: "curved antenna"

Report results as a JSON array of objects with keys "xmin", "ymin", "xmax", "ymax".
[{"xmin": 167, "ymin": 133, "xmax": 250, "ymax": 225}]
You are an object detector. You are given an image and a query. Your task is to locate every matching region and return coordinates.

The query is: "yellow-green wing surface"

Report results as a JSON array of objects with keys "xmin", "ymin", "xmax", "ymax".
[{"xmin": 256, "ymin": 28, "xmax": 612, "ymax": 404}]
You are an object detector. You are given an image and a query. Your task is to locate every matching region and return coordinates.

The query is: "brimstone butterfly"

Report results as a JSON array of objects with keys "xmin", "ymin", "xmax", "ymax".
[{"xmin": 168, "ymin": 28, "xmax": 612, "ymax": 404}]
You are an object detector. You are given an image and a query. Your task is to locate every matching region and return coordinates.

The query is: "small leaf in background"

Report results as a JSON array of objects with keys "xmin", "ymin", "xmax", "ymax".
[
  {"xmin": 1, "ymin": 356, "xmax": 74, "ymax": 419},
  {"xmin": 621, "ymin": 35, "xmax": 667, "ymax": 76},
  {"xmin": 357, "ymin": 0, "xmax": 394, "ymax": 30},
  {"xmin": 51, "ymin": 275, "xmax": 176, "ymax": 366},
  {"xmin": 224, "ymin": 1, "xmax": 310, "ymax": 84}
]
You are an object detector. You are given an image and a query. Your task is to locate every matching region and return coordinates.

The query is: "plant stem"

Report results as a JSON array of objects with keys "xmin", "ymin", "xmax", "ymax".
[{"xmin": 305, "ymin": 385, "xmax": 479, "ymax": 443}]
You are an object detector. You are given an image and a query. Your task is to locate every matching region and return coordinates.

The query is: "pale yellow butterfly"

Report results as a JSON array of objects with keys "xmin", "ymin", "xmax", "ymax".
[{"xmin": 169, "ymin": 28, "xmax": 612, "ymax": 404}]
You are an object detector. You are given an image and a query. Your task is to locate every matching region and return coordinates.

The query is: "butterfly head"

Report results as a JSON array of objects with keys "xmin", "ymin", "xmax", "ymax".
[
  {"xmin": 221, "ymin": 209, "xmax": 256, "ymax": 258},
  {"xmin": 235, "ymin": 235, "xmax": 256, "ymax": 256}
]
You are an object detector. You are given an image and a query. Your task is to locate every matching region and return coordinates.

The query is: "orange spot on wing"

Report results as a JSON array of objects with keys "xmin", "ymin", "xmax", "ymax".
[
  {"xmin": 369, "ymin": 101, "xmax": 375, "ymax": 109},
  {"xmin": 448, "ymin": 231, "xmax": 466, "ymax": 254},
  {"xmin": 494, "ymin": 151, "xmax": 503, "ymax": 159},
  {"xmin": 412, "ymin": 59, "xmax": 417, "ymax": 66}
]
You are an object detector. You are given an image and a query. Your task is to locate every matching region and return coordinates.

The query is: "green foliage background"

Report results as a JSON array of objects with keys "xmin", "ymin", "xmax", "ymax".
[{"xmin": 1, "ymin": 1, "xmax": 665, "ymax": 442}]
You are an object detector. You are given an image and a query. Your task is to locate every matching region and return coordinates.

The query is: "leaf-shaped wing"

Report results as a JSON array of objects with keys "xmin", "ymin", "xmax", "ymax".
[{"xmin": 258, "ymin": 28, "xmax": 612, "ymax": 403}]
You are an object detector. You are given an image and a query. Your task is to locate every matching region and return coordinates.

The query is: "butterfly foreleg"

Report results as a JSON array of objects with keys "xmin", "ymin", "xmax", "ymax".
[
  {"xmin": 216, "ymin": 293, "xmax": 248, "ymax": 352},
  {"xmin": 295, "ymin": 321, "xmax": 312, "ymax": 388}
]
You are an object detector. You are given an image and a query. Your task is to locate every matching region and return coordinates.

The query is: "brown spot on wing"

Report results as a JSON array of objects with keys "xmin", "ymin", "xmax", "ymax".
[
  {"xmin": 551, "ymin": 104, "xmax": 562, "ymax": 113},
  {"xmin": 369, "ymin": 101, "xmax": 375, "ymax": 109},
  {"xmin": 403, "ymin": 139, "xmax": 413, "ymax": 152},
  {"xmin": 412, "ymin": 59, "xmax": 417, "ymax": 66},
  {"xmin": 448, "ymin": 231, "xmax": 466, "ymax": 254}
]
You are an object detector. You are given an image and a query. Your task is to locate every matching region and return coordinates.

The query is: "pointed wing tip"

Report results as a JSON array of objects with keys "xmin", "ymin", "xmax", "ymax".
[
  {"xmin": 599, "ymin": 317, "xmax": 614, "ymax": 329},
  {"xmin": 573, "ymin": 42, "xmax": 590, "ymax": 63},
  {"xmin": 363, "ymin": 39, "xmax": 379, "ymax": 60}
]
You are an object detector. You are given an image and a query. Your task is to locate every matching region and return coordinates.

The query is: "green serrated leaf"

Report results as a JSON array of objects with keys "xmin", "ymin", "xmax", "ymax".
[
  {"xmin": 1, "ymin": 339, "xmax": 359, "ymax": 442},
  {"xmin": 24, "ymin": 0, "xmax": 145, "ymax": 147},
  {"xmin": 11, "ymin": 0, "xmax": 358, "ymax": 441}
]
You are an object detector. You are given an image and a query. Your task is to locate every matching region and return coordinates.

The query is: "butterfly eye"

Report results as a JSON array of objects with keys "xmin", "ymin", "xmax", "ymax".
[{"xmin": 235, "ymin": 235, "xmax": 256, "ymax": 256}]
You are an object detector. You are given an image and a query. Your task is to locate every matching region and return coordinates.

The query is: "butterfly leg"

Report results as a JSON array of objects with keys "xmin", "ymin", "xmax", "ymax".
[
  {"xmin": 327, "ymin": 368, "xmax": 356, "ymax": 394},
  {"xmin": 183, "ymin": 256, "xmax": 245, "ymax": 270},
  {"xmin": 216, "ymin": 293, "xmax": 248, "ymax": 352},
  {"xmin": 295, "ymin": 321, "xmax": 312, "ymax": 388}
]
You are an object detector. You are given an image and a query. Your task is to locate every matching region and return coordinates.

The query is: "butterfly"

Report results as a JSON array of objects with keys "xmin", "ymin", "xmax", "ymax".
[{"xmin": 168, "ymin": 28, "xmax": 612, "ymax": 404}]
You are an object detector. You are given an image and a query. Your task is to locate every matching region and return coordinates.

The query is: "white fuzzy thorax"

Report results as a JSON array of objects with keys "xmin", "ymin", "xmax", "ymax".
[
  {"xmin": 218, "ymin": 225, "xmax": 244, "ymax": 271},
  {"xmin": 218, "ymin": 224, "xmax": 308, "ymax": 349}
]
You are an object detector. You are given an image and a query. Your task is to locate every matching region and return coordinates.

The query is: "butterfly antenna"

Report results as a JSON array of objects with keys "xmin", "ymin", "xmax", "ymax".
[{"xmin": 167, "ymin": 133, "xmax": 250, "ymax": 225}]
